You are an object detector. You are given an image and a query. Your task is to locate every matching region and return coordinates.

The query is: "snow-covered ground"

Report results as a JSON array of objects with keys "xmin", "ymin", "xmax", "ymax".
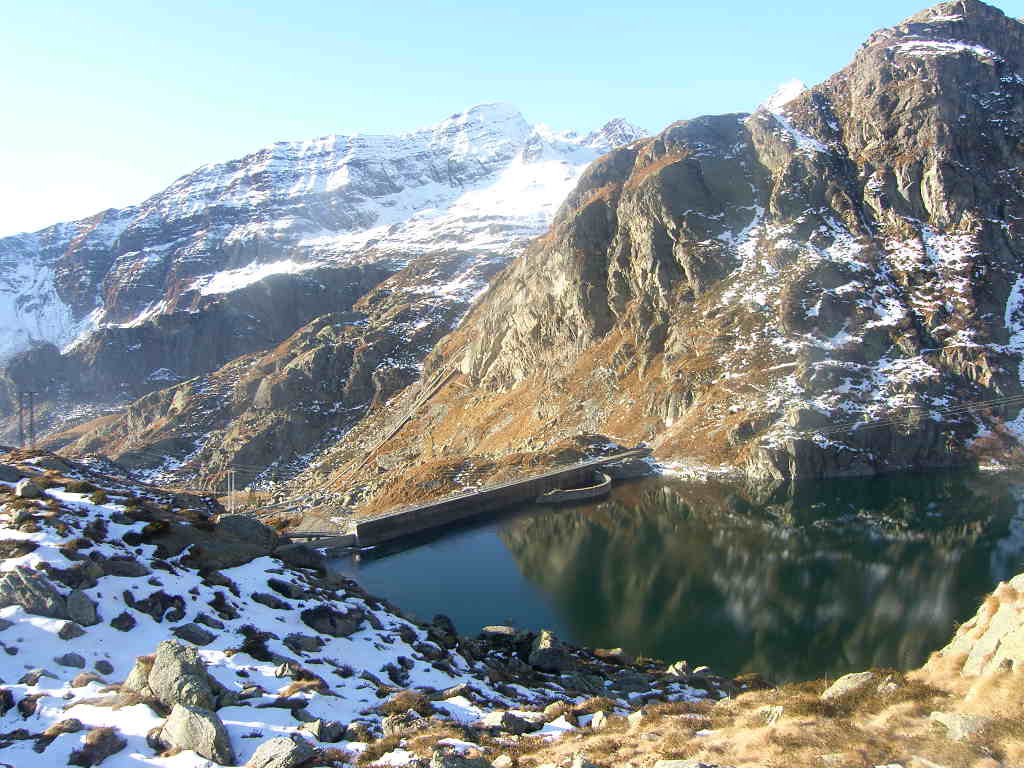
[{"xmin": 0, "ymin": 455, "xmax": 712, "ymax": 767}]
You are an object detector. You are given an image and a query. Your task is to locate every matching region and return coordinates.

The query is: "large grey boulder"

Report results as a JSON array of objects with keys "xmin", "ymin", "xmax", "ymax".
[
  {"xmin": 244, "ymin": 736, "xmax": 315, "ymax": 768},
  {"xmin": 528, "ymin": 629, "xmax": 573, "ymax": 672},
  {"xmin": 0, "ymin": 566, "xmax": 68, "ymax": 619},
  {"xmin": 820, "ymin": 671, "xmax": 875, "ymax": 704},
  {"xmin": 929, "ymin": 711, "xmax": 992, "ymax": 742},
  {"xmin": 160, "ymin": 703, "xmax": 234, "ymax": 765},
  {"xmin": 299, "ymin": 718, "xmax": 344, "ymax": 742},
  {"xmin": 0, "ymin": 464, "xmax": 23, "ymax": 483},
  {"xmin": 148, "ymin": 515, "xmax": 280, "ymax": 570},
  {"xmin": 67, "ymin": 588, "xmax": 100, "ymax": 626},
  {"xmin": 14, "ymin": 478, "xmax": 40, "ymax": 498},
  {"xmin": 300, "ymin": 604, "xmax": 364, "ymax": 637},
  {"xmin": 148, "ymin": 640, "xmax": 220, "ymax": 710}
]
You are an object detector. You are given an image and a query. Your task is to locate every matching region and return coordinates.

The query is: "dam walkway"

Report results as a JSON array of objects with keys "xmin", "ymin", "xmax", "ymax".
[{"xmin": 282, "ymin": 448, "xmax": 650, "ymax": 548}]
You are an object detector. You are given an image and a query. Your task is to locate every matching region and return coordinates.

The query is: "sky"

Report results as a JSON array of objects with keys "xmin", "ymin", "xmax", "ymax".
[{"xmin": 2, "ymin": 0, "xmax": 1022, "ymax": 237}]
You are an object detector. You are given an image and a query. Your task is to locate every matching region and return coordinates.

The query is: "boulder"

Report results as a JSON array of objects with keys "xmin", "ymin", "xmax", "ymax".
[
  {"xmin": 110, "ymin": 612, "xmax": 136, "ymax": 631},
  {"xmin": 300, "ymin": 605, "xmax": 364, "ymax": 637},
  {"xmin": 150, "ymin": 515, "xmax": 279, "ymax": 570},
  {"xmin": 929, "ymin": 711, "xmax": 992, "ymax": 742},
  {"xmin": 284, "ymin": 633, "xmax": 324, "ymax": 654},
  {"xmin": 67, "ymin": 589, "xmax": 100, "ymax": 626},
  {"xmin": 160, "ymin": 703, "xmax": 234, "ymax": 765},
  {"xmin": 0, "ymin": 566, "xmax": 68, "ymax": 619},
  {"xmin": 0, "ymin": 463, "xmax": 23, "ymax": 483},
  {"xmin": 148, "ymin": 639, "xmax": 220, "ymax": 710},
  {"xmin": 480, "ymin": 710, "xmax": 543, "ymax": 735},
  {"xmin": 172, "ymin": 622, "xmax": 217, "ymax": 646},
  {"xmin": 299, "ymin": 718, "xmax": 344, "ymax": 742},
  {"xmin": 820, "ymin": 671, "xmax": 876, "ymax": 704},
  {"xmin": 14, "ymin": 478, "xmax": 42, "ymax": 498},
  {"xmin": 273, "ymin": 542, "xmax": 326, "ymax": 571},
  {"xmin": 55, "ymin": 652, "xmax": 86, "ymax": 668},
  {"xmin": 58, "ymin": 621, "xmax": 86, "ymax": 640},
  {"xmin": 528, "ymin": 629, "xmax": 573, "ymax": 672},
  {"xmin": 245, "ymin": 735, "xmax": 315, "ymax": 768}
]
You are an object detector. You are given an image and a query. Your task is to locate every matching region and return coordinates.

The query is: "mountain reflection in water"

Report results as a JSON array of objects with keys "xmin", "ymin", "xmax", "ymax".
[{"xmin": 337, "ymin": 471, "xmax": 1024, "ymax": 682}]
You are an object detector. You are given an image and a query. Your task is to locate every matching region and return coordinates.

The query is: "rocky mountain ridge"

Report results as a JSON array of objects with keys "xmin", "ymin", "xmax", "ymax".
[
  {"xmin": 0, "ymin": 106, "xmax": 644, "ymax": 481},
  {"xmin": 295, "ymin": 0, "xmax": 1024, "ymax": 504}
]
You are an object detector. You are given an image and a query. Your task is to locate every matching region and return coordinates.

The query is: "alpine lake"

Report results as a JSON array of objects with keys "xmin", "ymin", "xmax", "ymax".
[{"xmin": 333, "ymin": 469, "xmax": 1024, "ymax": 683}]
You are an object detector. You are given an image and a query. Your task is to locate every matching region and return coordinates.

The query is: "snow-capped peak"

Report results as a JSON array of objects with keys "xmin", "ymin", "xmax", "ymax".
[{"xmin": 761, "ymin": 79, "xmax": 807, "ymax": 115}]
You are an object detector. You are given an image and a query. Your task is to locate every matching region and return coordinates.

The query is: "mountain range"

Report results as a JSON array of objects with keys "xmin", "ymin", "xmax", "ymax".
[{"xmin": 4, "ymin": 0, "xmax": 1024, "ymax": 513}]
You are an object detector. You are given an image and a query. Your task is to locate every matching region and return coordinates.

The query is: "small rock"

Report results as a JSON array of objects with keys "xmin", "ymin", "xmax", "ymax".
[
  {"xmin": 110, "ymin": 612, "xmax": 136, "ymax": 632},
  {"xmin": 94, "ymin": 660, "xmax": 114, "ymax": 675},
  {"xmin": 570, "ymin": 754, "xmax": 601, "ymax": 768},
  {"xmin": 666, "ymin": 660, "xmax": 691, "ymax": 677},
  {"xmin": 160, "ymin": 703, "xmax": 234, "ymax": 765},
  {"xmin": 58, "ymin": 621, "xmax": 87, "ymax": 640},
  {"xmin": 14, "ymin": 479, "xmax": 42, "ymax": 499},
  {"xmin": 481, "ymin": 710, "xmax": 543, "ymax": 735},
  {"xmin": 590, "ymin": 710, "xmax": 608, "ymax": 730},
  {"xmin": 245, "ymin": 735, "xmax": 315, "ymax": 768},
  {"xmin": 172, "ymin": 622, "xmax": 217, "ymax": 646},
  {"xmin": 529, "ymin": 628, "xmax": 573, "ymax": 672},
  {"xmin": 820, "ymin": 671, "xmax": 875, "ymax": 704},
  {"xmin": 267, "ymin": 578, "xmax": 308, "ymax": 600},
  {"xmin": 299, "ymin": 718, "xmax": 344, "ymax": 742},
  {"xmin": 492, "ymin": 756, "xmax": 514, "ymax": 768},
  {"xmin": 930, "ymin": 711, "xmax": 992, "ymax": 742},
  {"xmin": 253, "ymin": 592, "xmax": 291, "ymax": 610},
  {"xmin": 284, "ymin": 632, "xmax": 324, "ymax": 654},
  {"xmin": 55, "ymin": 652, "xmax": 86, "ymax": 669}
]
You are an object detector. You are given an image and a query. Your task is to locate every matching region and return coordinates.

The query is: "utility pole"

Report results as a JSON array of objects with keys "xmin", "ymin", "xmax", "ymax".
[{"xmin": 28, "ymin": 391, "xmax": 35, "ymax": 449}]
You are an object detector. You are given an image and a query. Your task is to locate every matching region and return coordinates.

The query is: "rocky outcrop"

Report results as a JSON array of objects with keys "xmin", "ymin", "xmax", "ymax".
[
  {"xmin": 925, "ymin": 571, "xmax": 1024, "ymax": 675},
  {"xmin": 322, "ymin": 0, "xmax": 1024, "ymax": 487}
]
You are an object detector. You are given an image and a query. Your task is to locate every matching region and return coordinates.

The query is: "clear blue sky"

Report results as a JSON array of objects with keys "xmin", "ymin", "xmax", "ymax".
[{"xmin": 2, "ymin": 0, "xmax": 1021, "ymax": 237}]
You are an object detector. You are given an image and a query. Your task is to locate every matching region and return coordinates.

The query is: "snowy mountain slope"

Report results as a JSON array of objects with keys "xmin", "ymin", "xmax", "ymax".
[{"xmin": 0, "ymin": 104, "xmax": 644, "ymax": 365}]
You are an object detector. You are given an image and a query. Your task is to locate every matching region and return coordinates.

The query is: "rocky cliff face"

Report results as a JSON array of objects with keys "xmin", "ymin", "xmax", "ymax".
[{"xmin": 331, "ymin": 0, "xmax": 1024, "ymax": 488}]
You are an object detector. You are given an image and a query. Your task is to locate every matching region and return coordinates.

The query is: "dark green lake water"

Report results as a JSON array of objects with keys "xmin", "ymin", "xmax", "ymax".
[{"xmin": 334, "ymin": 470, "xmax": 1024, "ymax": 683}]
